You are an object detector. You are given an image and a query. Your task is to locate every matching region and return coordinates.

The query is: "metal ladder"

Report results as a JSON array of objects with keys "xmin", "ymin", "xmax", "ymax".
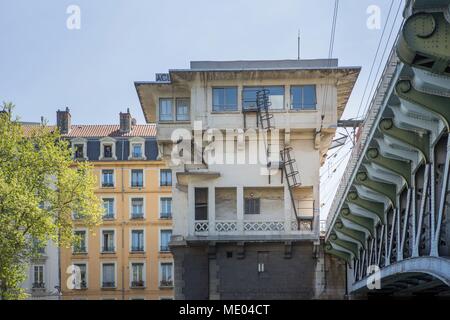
[
  {"xmin": 280, "ymin": 147, "xmax": 302, "ymax": 229},
  {"xmin": 256, "ymin": 89, "xmax": 274, "ymax": 130}
]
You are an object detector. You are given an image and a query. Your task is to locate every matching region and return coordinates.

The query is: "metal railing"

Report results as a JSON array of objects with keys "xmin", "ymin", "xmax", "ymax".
[
  {"xmin": 102, "ymin": 281, "xmax": 115, "ymax": 288},
  {"xmin": 325, "ymin": 34, "xmax": 402, "ymax": 237}
]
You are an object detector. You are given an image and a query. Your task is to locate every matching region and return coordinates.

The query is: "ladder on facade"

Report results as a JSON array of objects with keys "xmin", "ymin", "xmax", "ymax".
[
  {"xmin": 256, "ymin": 89, "xmax": 274, "ymax": 130},
  {"xmin": 280, "ymin": 146, "xmax": 302, "ymax": 229}
]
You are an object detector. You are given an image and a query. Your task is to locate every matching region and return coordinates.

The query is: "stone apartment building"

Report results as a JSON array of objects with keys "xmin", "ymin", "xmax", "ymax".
[
  {"xmin": 23, "ymin": 109, "xmax": 175, "ymax": 300},
  {"xmin": 136, "ymin": 59, "xmax": 360, "ymax": 299}
]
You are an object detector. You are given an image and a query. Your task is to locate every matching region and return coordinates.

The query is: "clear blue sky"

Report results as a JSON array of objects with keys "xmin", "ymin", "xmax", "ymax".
[{"xmin": 1, "ymin": 0, "xmax": 404, "ymax": 218}]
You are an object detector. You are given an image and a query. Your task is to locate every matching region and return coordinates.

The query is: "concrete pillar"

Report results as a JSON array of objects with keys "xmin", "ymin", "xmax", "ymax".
[
  {"xmin": 284, "ymin": 183, "xmax": 292, "ymax": 233},
  {"xmin": 237, "ymin": 186, "xmax": 244, "ymax": 233},
  {"xmin": 208, "ymin": 186, "xmax": 216, "ymax": 235},
  {"xmin": 188, "ymin": 184, "xmax": 195, "ymax": 236}
]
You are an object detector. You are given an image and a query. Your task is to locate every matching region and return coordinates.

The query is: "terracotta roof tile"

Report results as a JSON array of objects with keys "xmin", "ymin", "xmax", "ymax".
[{"xmin": 20, "ymin": 124, "xmax": 156, "ymax": 138}]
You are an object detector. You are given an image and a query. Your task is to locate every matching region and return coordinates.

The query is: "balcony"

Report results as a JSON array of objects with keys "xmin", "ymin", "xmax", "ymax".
[
  {"xmin": 131, "ymin": 213, "xmax": 144, "ymax": 220},
  {"xmin": 32, "ymin": 282, "xmax": 45, "ymax": 289},
  {"xmin": 130, "ymin": 246, "xmax": 144, "ymax": 253},
  {"xmin": 160, "ymin": 245, "xmax": 170, "ymax": 253},
  {"xmin": 73, "ymin": 247, "xmax": 87, "ymax": 254},
  {"xmin": 102, "ymin": 246, "xmax": 115, "ymax": 253},
  {"xmin": 102, "ymin": 182, "xmax": 114, "ymax": 188},
  {"xmin": 160, "ymin": 212, "xmax": 172, "ymax": 219},
  {"xmin": 131, "ymin": 280, "xmax": 145, "ymax": 288},
  {"xmin": 159, "ymin": 280, "xmax": 173, "ymax": 288},
  {"xmin": 102, "ymin": 281, "xmax": 116, "ymax": 288},
  {"xmin": 103, "ymin": 214, "xmax": 115, "ymax": 220}
]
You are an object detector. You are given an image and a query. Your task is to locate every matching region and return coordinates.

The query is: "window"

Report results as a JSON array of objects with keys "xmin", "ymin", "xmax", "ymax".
[
  {"xmin": 159, "ymin": 99, "xmax": 173, "ymax": 121},
  {"xmin": 195, "ymin": 188, "xmax": 208, "ymax": 220},
  {"xmin": 74, "ymin": 144, "xmax": 85, "ymax": 159},
  {"xmin": 290, "ymin": 85, "xmax": 317, "ymax": 110},
  {"xmin": 32, "ymin": 238, "xmax": 45, "ymax": 254},
  {"xmin": 131, "ymin": 230, "xmax": 144, "ymax": 252},
  {"xmin": 73, "ymin": 230, "xmax": 87, "ymax": 253},
  {"xmin": 131, "ymin": 169, "xmax": 144, "ymax": 188},
  {"xmin": 73, "ymin": 264, "xmax": 87, "ymax": 289},
  {"xmin": 102, "ymin": 230, "xmax": 115, "ymax": 253},
  {"xmin": 176, "ymin": 98, "xmax": 190, "ymax": 121},
  {"xmin": 160, "ymin": 263, "xmax": 173, "ymax": 287},
  {"xmin": 33, "ymin": 265, "xmax": 44, "ymax": 288},
  {"xmin": 243, "ymin": 86, "xmax": 285, "ymax": 110},
  {"xmin": 131, "ymin": 263, "xmax": 145, "ymax": 288},
  {"xmin": 244, "ymin": 198, "xmax": 260, "ymax": 215},
  {"xmin": 160, "ymin": 169, "xmax": 172, "ymax": 186},
  {"xmin": 132, "ymin": 144, "xmax": 142, "ymax": 158},
  {"xmin": 102, "ymin": 263, "xmax": 115, "ymax": 288},
  {"xmin": 102, "ymin": 170, "xmax": 114, "ymax": 188},
  {"xmin": 131, "ymin": 198, "xmax": 144, "ymax": 219},
  {"xmin": 160, "ymin": 230, "xmax": 172, "ymax": 252},
  {"xmin": 102, "ymin": 198, "xmax": 115, "ymax": 219},
  {"xmin": 160, "ymin": 198, "xmax": 172, "ymax": 219},
  {"xmin": 213, "ymin": 87, "xmax": 238, "ymax": 112},
  {"xmin": 103, "ymin": 144, "xmax": 113, "ymax": 158}
]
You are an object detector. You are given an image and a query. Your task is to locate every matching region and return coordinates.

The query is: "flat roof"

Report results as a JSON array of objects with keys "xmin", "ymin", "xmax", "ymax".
[{"xmin": 189, "ymin": 59, "xmax": 339, "ymax": 71}]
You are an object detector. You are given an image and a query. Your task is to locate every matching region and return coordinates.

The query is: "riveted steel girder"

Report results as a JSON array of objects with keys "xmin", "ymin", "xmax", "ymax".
[
  {"xmin": 353, "ymin": 184, "xmax": 391, "ymax": 211},
  {"xmin": 329, "ymin": 233, "xmax": 360, "ymax": 257},
  {"xmin": 340, "ymin": 207, "xmax": 375, "ymax": 237},
  {"xmin": 346, "ymin": 191, "xmax": 385, "ymax": 223},
  {"xmin": 378, "ymin": 118, "xmax": 430, "ymax": 162},
  {"xmin": 396, "ymin": 79, "xmax": 450, "ymax": 129},
  {"xmin": 365, "ymin": 147, "xmax": 412, "ymax": 186},
  {"xmin": 325, "ymin": 243, "xmax": 352, "ymax": 264},
  {"xmin": 398, "ymin": 12, "xmax": 450, "ymax": 75},
  {"xmin": 355, "ymin": 171, "xmax": 397, "ymax": 205},
  {"xmin": 363, "ymin": 162, "xmax": 406, "ymax": 193},
  {"xmin": 335, "ymin": 219, "xmax": 367, "ymax": 249}
]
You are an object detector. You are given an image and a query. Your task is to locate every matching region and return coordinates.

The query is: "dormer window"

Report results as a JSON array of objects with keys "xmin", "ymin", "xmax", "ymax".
[
  {"xmin": 99, "ymin": 138, "xmax": 117, "ymax": 160},
  {"xmin": 128, "ymin": 137, "xmax": 146, "ymax": 160},
  {"xmin": 71, "ymin": 138, "xmax": 88, "ymax": 160}
]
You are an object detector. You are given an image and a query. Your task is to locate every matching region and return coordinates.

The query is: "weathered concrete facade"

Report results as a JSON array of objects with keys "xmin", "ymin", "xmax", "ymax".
[{"xmin": 136, "ymin": 59, "xmax": 359, "ymax": 299}]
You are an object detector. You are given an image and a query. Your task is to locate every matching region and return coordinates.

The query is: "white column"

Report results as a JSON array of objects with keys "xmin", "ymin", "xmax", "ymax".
[
  {"xmin": 237, "ymin": 187, "xmax": 244, "ymax": 233},
  {"xmin": 208, "ymin": 186, "xmax": 216, "ymax": 236},
  {"xmin": 284, "ymin": 183, "xmax": 291, "ymax": 233},
  {"xmin": 187, "ymin": 184, "xmax": 195, "ymax": 236}
]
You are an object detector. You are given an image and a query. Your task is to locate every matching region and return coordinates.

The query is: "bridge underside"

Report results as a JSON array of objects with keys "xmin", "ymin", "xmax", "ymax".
[{"xmin": 325, "ymin": 0, "xmax": 450, "ymax": 297}]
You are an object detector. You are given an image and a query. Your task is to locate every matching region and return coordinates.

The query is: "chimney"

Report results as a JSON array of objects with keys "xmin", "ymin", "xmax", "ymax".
[
  {"xmin": 120, "ymin": 108, "xmax": 132, "ymax": 133},
  {"xmin": 56, "ymin": 107, "xmax": 71, "ymax": 134}
]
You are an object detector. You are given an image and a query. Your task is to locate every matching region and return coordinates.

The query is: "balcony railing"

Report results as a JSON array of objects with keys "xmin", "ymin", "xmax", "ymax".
[
  {"xmin": 73, "ymin": 247, "xmax": 87, "ymax": 254},
  {"xmin": 160, "ymin": 280, "xmax": 173, "ymax": 288},
  {"xmin": 131, "ymin": 246, "xmax": 144, "ymax": 253},
  {"xmin": 32, "ymin": 282, "xmax": 45, "ymax": 289},
  {"xmin": 103, "ymin": 214, "xmax": 115, "ymax": 220},
  {"xmin": 102, "ymin": 182, "xmax": 114, "ymax": 188},
  {"xmin": 102, "ymin": 246, "xmax": 115, "ymax": 253},
  {"xmin": 160, "ymin": 245, "xmax": 170, "ymax": 252},
  {"xmin": 102, "ymin": 281, "xmax": 115, "ymax": 288},
  {"xmin": 131, "ymin": 280, "xmax": 145, "ymax": 288},
  {"xmin": 131, "ymin": 213, "xmax": 144, "ymax": 219},
  {"xmin": 160, "ymin": 212, "xmax": 172, "ymax": 219}
]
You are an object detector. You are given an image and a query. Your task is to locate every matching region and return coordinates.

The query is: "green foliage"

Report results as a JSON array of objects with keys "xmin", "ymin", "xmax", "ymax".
[{"xmin": 0, "ymin": 102, "xmax": 102, "ymax": 299}]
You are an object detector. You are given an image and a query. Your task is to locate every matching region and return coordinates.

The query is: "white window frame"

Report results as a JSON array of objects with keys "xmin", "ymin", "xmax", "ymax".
[
  {"xmin": 159, "ymin": 228, "xmax": 172, "ymax": 252},
  {"xmin": 159, "ymin": 169, "xmax": 172, "ymax": 187},
  {"xmin": 101, "ymin": 169, "xmax": 115, "ymax": 188},
  {"xmin": 158, "ymin": 98, "xmax": 174, "ymax": 122},
  {"xmin": 129, "ymin": 195, "xmax": 146, "ymax": 219},
  {"xmin": 129, "ymin": 261, "xmax": 146, "ymax": 288},
  {"xmin": 99, "ymin": 137, "xmax": 117, "ymax": 160},
  {"xmin": 175, "ymin": 98, "xmax": 190, "ymax": 121},
  {"xmin": 71, "ymin": 138, "xmax": 88, "ymax": 160},
  {"xmin": 100, "ymin": 228, "xmax": 117, "ymax": 253},
  {"xmin": 129, "ymin": 228, "xmax": 146, "ymax": 253},
  {"xmin": 72, "ymin": 261, "xmax": 89, "ymax": 289},
  {"xmin": 128, "ymin": 137, "xmax": 147, "ymax": 160},
  {"xmin": 130, "ymin": 168, "xmax": 145, "ymax": 188},
  {"xmin": 159, "ymin": 261, "xmax": 174, "ymax": 286},
  {"xmin": 33, "ymin": 264, "xmax": 45, "ymax": 286},
  {"xmin": 72, "ymin": 228, "xmax": 88, "ymax": 254},
  {"xmin": 101, "ymin": 196, "xmax": 116, "ymax": 220},
  {"xmin": 159, "ymin": 196, "xmax": 172, "ymax": 219},
  {"xmin": 100, "ymin": 261, "xmax": 117, "ymax": 288}
]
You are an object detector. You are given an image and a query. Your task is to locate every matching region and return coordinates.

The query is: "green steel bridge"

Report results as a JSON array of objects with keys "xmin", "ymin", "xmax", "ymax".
[{"xmin": 326, "ymin": 0, "xmax": 450, "ymax": 297}]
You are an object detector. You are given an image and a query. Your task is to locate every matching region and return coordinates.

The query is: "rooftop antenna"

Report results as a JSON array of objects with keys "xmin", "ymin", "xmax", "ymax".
[{"xmin": 297, "ymin": 29, "xmax": 300, "ymax": 60}]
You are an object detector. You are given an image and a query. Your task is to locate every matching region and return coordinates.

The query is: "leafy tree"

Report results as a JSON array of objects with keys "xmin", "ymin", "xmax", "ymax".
[{"xmin": 0, "ymin": 102, "xmax": 102, "ymax": 299}]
